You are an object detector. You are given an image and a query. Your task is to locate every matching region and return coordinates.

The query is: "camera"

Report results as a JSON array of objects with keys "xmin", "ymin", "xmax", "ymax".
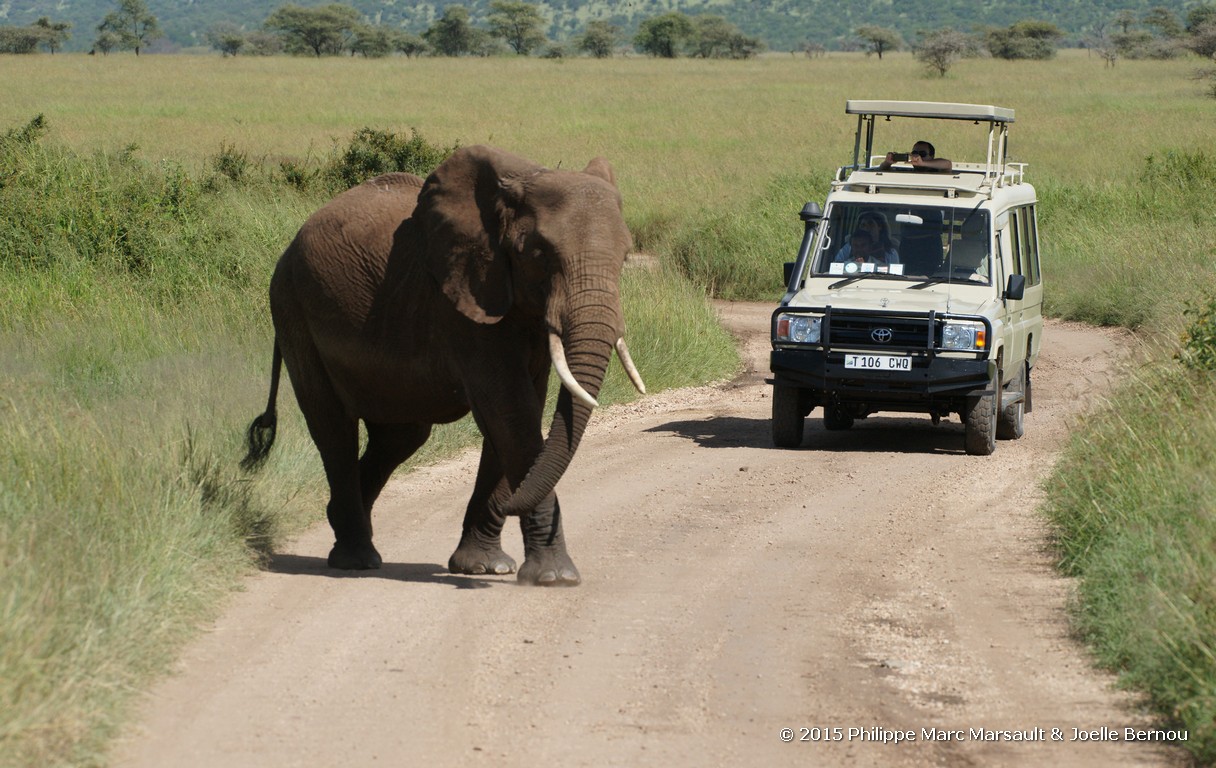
[{"xmin": 891, "ymin": 152, "xmax": 910, "ymax": 162}]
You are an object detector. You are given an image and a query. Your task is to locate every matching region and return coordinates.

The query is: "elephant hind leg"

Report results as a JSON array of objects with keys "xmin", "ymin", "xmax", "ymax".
[
  {"xmin": 360, "ymin": 422, "xmax": 432, "ymax": 516},
  {"xmin": 284, "ymin": 352, "xmax": 378, "ymax": 570},
  {"xmin": 313, "ymin": 419, "xmax": 381, "ymax": 570}
]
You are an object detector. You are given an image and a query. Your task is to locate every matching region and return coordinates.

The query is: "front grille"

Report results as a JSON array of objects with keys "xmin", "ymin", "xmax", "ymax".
[{"xmin": 828, "ymin": 315, "xmax": 929, "ymax": 349}]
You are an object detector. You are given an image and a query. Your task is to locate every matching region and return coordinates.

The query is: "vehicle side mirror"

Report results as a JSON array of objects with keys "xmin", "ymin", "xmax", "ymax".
[
  {"xmin": 784, "ymin": 262, "xmax": 795, "ymax": 285},
  {"xmin": 1005, "ymin": 274, "xmax": 1026, "ymax": 301}
]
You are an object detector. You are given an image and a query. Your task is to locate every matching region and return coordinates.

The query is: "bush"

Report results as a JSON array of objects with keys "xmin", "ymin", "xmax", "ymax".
[
  {"xmin": 323, "ymin": 127, "xmax": 458, "ymax": 192},
  {"xmin": 1178, "ymin": 296, "xmax": 1216, "ymax": 372},
  {"xmin": 209, "ymin": 142, "xmax": 251, "ymax": 185}
]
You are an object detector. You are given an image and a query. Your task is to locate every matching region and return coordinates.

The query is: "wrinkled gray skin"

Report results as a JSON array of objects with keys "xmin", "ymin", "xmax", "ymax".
[{"xmin": 243, "ymin": 145, "xmax": 643, "ymax": 586}]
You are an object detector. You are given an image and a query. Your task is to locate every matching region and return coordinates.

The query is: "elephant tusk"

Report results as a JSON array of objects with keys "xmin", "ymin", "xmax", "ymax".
[
  {"xmin": 550, "ymin": 333, "xmax": 599, "ymax": 409},
  {"xmin": 615, "ymin": 338, "xmax": 647, "ymax": 394}
]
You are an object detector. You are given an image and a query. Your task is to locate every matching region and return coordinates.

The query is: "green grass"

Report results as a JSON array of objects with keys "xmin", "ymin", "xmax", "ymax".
[
  {"xmin": 1044, "ymin": 358, "xmax": 1216, "ymax": 763},
  {"xmin": 0, "ymin": 50, "xmax": 1215, "ymax": 766}
]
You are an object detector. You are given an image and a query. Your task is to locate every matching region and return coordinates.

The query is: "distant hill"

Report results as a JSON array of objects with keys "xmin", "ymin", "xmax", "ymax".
[{"xmin": 0, "ymin": 0, "xmax": 1199, "ymax": 53}]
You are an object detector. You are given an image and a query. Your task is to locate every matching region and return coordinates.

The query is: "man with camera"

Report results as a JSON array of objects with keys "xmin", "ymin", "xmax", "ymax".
[{"xmin": 879, "ymin": 140, "xmax": 953, "ymax": 172}]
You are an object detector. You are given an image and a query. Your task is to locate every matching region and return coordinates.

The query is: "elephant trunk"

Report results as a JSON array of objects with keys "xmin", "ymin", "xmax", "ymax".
[{"xmin": 502, "ymin": 278, "xmax": 618, "ymax": 516}]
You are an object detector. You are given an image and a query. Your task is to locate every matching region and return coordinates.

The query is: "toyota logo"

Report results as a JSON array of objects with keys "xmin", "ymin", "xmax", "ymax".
[{"xmin": 871, "ymin": 328, "xmax": 894, "ymax": 343}]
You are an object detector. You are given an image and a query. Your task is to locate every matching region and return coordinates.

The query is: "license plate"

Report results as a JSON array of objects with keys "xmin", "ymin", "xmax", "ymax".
[{"xmin": 844, "ymin": 354, "xmax": 912, "ymax": 371}]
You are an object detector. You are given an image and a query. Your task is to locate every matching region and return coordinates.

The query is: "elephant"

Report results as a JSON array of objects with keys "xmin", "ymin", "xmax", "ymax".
[{"xmin": 241, "ymin": 145, "xmax": 646, "ymax": 586}]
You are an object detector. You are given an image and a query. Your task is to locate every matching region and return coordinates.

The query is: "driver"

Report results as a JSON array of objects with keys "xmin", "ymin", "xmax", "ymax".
[{"xmin": 835, "ymin": 228, "xmax": 899, "ymax": 266}]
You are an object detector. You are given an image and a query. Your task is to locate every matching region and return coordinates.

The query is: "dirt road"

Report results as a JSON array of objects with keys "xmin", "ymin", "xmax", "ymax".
[{"xmin": 114, "ymin": 303, "xmax": 1186, "ymax": 768}]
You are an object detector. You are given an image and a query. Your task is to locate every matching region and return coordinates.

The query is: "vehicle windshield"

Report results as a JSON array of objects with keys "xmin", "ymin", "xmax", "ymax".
[{"xmin": 809, "ymin": 203, "xmax": 992, "ymax": 285}]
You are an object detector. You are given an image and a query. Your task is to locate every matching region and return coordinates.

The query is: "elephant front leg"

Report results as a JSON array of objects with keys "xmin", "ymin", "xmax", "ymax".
[
  {"xmin": 518, "ymin": 494, "xmax": 580, "ymax": 587},
  {"xmin": 448, "ymin": 441, "xmax": 517, "ymax": 576}
]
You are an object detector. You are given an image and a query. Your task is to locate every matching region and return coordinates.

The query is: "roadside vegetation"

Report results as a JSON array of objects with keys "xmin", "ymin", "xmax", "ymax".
[{"xmin": 0, "ymin": 51, "xmax": 1213, "ymax": 765}]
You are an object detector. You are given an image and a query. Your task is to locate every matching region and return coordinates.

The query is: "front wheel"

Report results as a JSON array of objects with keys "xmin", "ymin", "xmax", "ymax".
[
  {"xmin": 772, "ymin": 384, "xmax": 805, "ymax": 448},
  {"xmin": 963, "ymin": 371, "xmax": 1000, "ymax": 456}
]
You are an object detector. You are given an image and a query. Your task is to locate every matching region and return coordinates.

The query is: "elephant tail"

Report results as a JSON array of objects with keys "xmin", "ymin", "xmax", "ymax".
[{"xmin": 241, "ymin": 340, "xmax": 282, "ymax": 472}]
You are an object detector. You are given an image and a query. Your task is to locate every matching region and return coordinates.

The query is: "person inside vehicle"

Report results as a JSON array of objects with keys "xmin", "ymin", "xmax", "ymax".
[
  {"xmin": 835, "ymin": 219, "xmax": 899, "ymax": 265},
  {"xmin": 879, "ymin": 140, "xmax": 953, "ymax": 172}
]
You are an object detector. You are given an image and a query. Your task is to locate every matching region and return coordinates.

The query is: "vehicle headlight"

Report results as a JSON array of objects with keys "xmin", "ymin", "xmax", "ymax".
[
  {"xmin": 941, "ymin": 323, "xmax": 986, "ymax": 350},
  {"xmin": 776, "ymin": 313, "xmax": 822, "ymax": 344}
]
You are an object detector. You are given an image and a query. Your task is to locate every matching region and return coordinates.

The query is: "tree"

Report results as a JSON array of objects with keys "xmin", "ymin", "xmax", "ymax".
[
  {"xmin": 425, "ymin": 6, "xmax": 476, "ymax": 56},
  {"xmin": 914, "ymin": 28, "xmax": 974, "ymax": 76},
  {"xmin": 1189, "ymin": 4, "xmax": 1216, "ymax": 33},
  {"xmin": 487, "ymin": 0, "xmax": 547, "ymax": 56},
  {"xmin": 0, "ymin": 26, "xmax": 42, "ymax": 54},
  {"xmin": 264, "ymin": 4, "xmax": 361, "ymax": 57},
  {"xmin": 394, "ymin": 32, "xmax": 429, "ymax": 58},
  {"xmin": 985, "ymin": 20, "xmax": 1062, "ymax": 60},
  {"xmin": 1114, "ymin": 10, "xmax": 1138, "ymax": 34},
  {"xmin": 1189, "ymin": 20, "xmax": 1216, "ymax": 59},
  {"xmin": 97, "ymin": 0, "xmax": 160, "ymax": 56},
  {"xmin": 206, "ymin": 22, "xmax": 246, "ymax": 57},
  {"xmin": 577, "ymin": 20, "xmax": 619, "ymax": 58},
  {"xmin": 1187, "ymin": 5, "xmax": 1216, "ymax": 58},
  {"xmin": 1088, "ymin": 24, "xmax": 1120, "ymax": 67},
  {"xmin": 34, "ymin": 17, "xmax": 72, "ymax": 53},
  {"xmin": 244, "ymin": 30, "xmax": 284, "ymax": 56},
  {"xmin": 350, "ymin": 25, "xmax": 396, "ymax": 57},
  {"xmin": 1143, "ymin": 7, "xmax": 1184, "ymax": 38},
  {"xmin": 1112, "ymin": 28, "xmax": 1155, "ymax": 57},
  {"xmin": 855, "ymin": 25, "xmax": 901, "ymax": 59},
  {"xmin": 92, "ymin": 30, "xmax": 121, "ymax": 55},
  {"xmin": 634, "ymin": 12, "xmax": 693, "ymax": 58},
  {"xmin": 689, "ymin": 15, "xmax": 762, "ymax": 59}
]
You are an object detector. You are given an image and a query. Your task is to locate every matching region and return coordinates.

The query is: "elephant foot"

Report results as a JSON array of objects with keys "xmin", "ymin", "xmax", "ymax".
[
  {"xmin": 449, "ymin": 537, "xmax": 516, "ymax": 576},
  {"xmin": 518, "ymin": 550, "xmax": 581, "ymax": 587},
  {"xmin": 327, "ymin": 540, "xmax": 382, "ymax": 570}
]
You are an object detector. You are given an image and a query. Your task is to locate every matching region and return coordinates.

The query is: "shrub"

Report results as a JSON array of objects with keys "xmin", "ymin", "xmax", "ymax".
[
  {"xmin": 323, "ymin": 127, "xmax": 458, "ymax": 192},
  {"xmin": 209, "ymin": 142, "xmax": 251, "ymax": 185},
  {"xmin": 1178, "ymin": 296, "xmax": 1216, "ymax": 372}
]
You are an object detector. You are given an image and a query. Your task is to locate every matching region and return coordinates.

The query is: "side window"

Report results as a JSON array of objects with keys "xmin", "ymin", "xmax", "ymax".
[
  {"xmin": 1008, "ymin": 210, "xmax": 1024, "ymax": 276},
  {"xmin": 1024, "ymin": 205, "xmax": 1041, "ymax": 286}
]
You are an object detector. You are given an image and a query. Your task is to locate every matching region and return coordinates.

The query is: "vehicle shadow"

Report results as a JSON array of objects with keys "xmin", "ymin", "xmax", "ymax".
[
  {"xmin": 646, "ymin": 414, "xmax": 967, "ymax": 455},
  {"xmin": 265, "ymin": 553, "xmax": 500, "ymax": 589}
]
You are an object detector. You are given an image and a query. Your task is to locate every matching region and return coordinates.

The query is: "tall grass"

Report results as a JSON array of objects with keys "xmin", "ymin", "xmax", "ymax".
[
  {"xmin": 1044, "ymin": 355, "xmax": 1216, "ymax": 763},
  {"xmin": 1040, "ymin": 149, "xmax": 1216, "ymax": 330},
  {"xmin": 0, "ymin": 51, "xmax": 1214, "ymax": 765},
  {"xmin": 1037, "ymin": 126, "xmax": 1216, "ymax": 764}
]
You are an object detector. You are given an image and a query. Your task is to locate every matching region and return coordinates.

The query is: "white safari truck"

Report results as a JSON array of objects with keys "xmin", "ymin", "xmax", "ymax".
[{"xmin": 769, "ymin": 100, "xmax": 1043, "ymax": 455}]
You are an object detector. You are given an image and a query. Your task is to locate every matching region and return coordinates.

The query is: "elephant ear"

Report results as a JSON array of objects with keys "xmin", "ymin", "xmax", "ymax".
[
  {"xmin": 416, "ymin": 145, "xmax": 540, "ymax": 324},
  {"xmin": 582, "ymin": 157, "xmax": 617, "ymax": 187}
]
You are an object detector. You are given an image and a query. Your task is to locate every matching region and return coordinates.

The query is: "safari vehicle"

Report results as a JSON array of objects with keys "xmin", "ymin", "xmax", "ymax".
[{"xmin": 769, "ymin": 100, "xmax": 1043, "ymax": 455}]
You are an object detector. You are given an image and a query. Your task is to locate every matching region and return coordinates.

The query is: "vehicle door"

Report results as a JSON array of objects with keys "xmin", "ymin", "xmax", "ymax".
[
  {"xmin": 994, "ymin": 211, "xmax": 1021, "ymax": 377},
  {"xmin": 1014, "ymin": 204, "xmax": 1045, "ymax": 368}
]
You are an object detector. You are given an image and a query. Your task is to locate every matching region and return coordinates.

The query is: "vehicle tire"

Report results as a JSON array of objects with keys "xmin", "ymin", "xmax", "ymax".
[
  {"xmin": 997, "ymin": 362, "xmax": 1027, "ymax": 440},
  {"xmin": 772, "ymin": 384, "xmax": 805, "ymax": 448},
  {"xmin": 963, "ymin": 372, "xmax": 999, "ymax": 456},
  {"xmin": 823, "ymin": 402, "xmax": 855, "ymax": 431}
]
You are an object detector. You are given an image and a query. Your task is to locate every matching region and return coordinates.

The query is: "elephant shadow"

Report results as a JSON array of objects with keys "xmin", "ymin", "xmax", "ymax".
[
  {"xmin": 265, "ymin": 554, "xmax": 501, "ymax": 589},
  {"xmin": 644, "ymin": 415, "xmax": 769, "ymax": 448},
  {"xmin": 647, "ymin": 414, "xmax": 968, "ymax": 455}
]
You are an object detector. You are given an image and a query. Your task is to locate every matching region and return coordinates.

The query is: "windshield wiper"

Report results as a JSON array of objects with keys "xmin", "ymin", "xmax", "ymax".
[
  {"xmin": 909, "ymin": 278, "xmax": 949, "ymax": 290},
  {"xmin": 828, "ymin": 273, "xmax": 907, "ymax": 290}
]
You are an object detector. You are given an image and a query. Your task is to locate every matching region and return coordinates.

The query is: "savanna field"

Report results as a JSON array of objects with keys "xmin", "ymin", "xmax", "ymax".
[{"xmin": 1, "ymin": 50, "xmax": 1215, "ymax": 765}]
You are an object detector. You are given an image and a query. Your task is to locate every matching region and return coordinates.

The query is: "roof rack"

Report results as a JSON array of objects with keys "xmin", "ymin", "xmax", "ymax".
[{"xmin": 841, "ymin": 100, "xmax": 1017, "ymax": 184}]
